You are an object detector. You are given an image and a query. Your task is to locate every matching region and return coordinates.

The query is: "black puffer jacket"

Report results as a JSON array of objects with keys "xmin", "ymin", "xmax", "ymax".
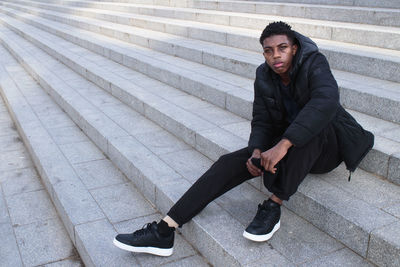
[{"xmin": 248, "ymin": 32, "xmax": 374, "ymax": 172}]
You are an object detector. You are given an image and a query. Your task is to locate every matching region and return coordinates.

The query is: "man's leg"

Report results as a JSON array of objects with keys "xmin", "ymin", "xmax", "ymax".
[
  {"xmin": 167, "ymin": 147, "xmax": 255, "ymax": 226},
  {"xmin": 243, "ymin": 124, "xmax": 342, "ymax": 241},
  {"xmin": 114, "ymin": 147, "xmax": 256, "ymax": 255},
  {"xmin": 266, "ymin": 123, "xmax": 342, "ymax": 201}
]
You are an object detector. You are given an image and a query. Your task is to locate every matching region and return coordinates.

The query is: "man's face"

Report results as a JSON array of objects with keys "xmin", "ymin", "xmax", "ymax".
[{"xmin": 262, "ymin": 34, "xmax": 298, "ymax": 77}]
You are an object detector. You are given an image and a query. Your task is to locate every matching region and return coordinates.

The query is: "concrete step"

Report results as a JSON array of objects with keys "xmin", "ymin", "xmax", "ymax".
[
  {"xmin": 1, "ymin": 15, "xmax": 399, "ymax": 266},
  {"xmin": 0, "ymin": 42, "xmax": 210, "ymax": 267},
  {"xmin": 2, "ymin": 0, "xmax": 399, "ymax": 85},
  {"xmin": 186, "ymin": 0, "xmax": 400, "ymax": 27},
  {"xmin": 0, "ymin": 89, "xmax": 83, "ymax": 266},
  {"xmin": 1, "ymin": 4, "xmax": 400, "ymax": 126},
  {"xmin": 1, "ymin": 6, "xmax": 400, "ymax": 183},
  {"xmin": 0, "ymin": 24, "xmax": 390, "ymax": 267},
  {"xmin": 4, "ymin": 0, "xmax": 400, "ymax": 52}
]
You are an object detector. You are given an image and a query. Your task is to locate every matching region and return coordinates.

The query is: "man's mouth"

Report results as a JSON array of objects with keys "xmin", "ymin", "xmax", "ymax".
[{"xmin": 273, "ymin": 62, "xmax": 284, "ymax": 68}]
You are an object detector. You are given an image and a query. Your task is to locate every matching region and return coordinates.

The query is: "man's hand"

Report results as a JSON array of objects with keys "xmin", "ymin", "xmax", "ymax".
[
  {"xmin": 261, "ymin": 139, "xmax": 293, "ymax": 174},
  {"xmin": 246, "ymin": 149, "xmax": 262, "ymax": 176}
]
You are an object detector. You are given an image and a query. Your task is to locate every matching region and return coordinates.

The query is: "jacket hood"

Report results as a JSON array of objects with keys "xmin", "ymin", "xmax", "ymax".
[{"xmin": 289, "ymin": 32, "xmax": 319, "ymax": 77}]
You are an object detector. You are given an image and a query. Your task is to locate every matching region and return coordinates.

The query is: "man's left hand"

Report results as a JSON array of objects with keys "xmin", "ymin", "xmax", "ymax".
[{"xmin": 261, "ymin": 139, "xmax": 293, "ymax": 174}]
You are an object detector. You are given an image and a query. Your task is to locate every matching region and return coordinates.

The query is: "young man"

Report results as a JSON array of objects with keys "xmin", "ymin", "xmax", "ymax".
[{"xmin": 113, "ymin": 22, "xmax": 374, "ymax": 256}]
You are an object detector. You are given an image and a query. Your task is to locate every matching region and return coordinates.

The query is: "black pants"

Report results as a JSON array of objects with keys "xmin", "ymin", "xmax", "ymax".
[{"xmin": 167, "ymin": 124, "xmax": 342, "ymax": 227}]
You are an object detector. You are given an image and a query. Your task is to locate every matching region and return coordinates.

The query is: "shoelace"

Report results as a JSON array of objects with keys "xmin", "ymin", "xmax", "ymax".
[
  {"xmin": 254, "ymin": 203, "xmax": 271, "ymax": 221},
  {"xmin": 132, "ymin": 222, "xmax": 154, "ymax": 237}
]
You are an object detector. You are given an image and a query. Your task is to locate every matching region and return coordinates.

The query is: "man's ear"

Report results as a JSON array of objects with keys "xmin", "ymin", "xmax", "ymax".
[{"xmin": 292, "ymin": 44, "xmax": 298, "ymax": 55}]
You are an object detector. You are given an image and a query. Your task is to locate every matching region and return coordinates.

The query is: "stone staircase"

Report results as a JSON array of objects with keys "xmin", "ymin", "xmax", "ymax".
[{"xmin": 0, "ymin": 0, "xmax": 398, "ymax": 266}]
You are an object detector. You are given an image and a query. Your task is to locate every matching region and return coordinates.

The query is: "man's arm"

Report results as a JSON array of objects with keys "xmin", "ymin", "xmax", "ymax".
[
  {"xmin": 282, "ymin": 53, "xmax": 339, "ymax": 147},
  {"xmin": 248, "ymin": 66, "xmax": 276, "ymax": 153}
]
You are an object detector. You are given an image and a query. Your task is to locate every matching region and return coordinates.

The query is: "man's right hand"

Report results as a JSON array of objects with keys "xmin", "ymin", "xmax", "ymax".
[{"xmin": 246, "ymin": 149, "xmax": 262, "ymax": 177}]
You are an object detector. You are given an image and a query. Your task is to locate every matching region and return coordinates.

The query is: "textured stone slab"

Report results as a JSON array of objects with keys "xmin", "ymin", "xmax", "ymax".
[
  {"xmin": 320, "ymin": 164, "xmax": 400, "ymax": 209},
  {"xmin": 162, "ymin": 255, "xmax": 210, "ymax": 267},
  {"xmin": 73, "ymin": 159, "xmax": 127, "ymax": 190},
  {"xmin": 384, "ymin": 202, "xmax": 400, "ymax": 219},
  {"xmin": 75, "ymin": 219, "xmax": 139, "ymax": 267},
  {"xmin": 47, "ymin": 126, "xmax": 88, "ymax": 145},
  {"xmin": 368, "ymin": 221, "xmax": 400, "ymax": 267},
  {"xmin": 59, "ymin": 141, "xmax": 105, "ymax": 164},
  {"xmin": 134, "ymin": 130, "xmax": 190, "ymax": 155},
  {"xmin": 1, "ymin": 167, "xmax": 43, "ymax": 196},
  {"xmin": 14, "ymin": 218, "xmax": 77, "ymax": 267},
  {"xmin": 300, "ymin": 247, "xmax": 374, "ymax": 267},
  {"xmin": 0, "ymin": 134, "xmax": 24, "ymax": 152},
  {"xmin": 0, "ymin": 149, "xmax": 32, "ymax": 171},
  {"xmin": 90, "ymin": 183, "xmax": 156, "ymax": 224},
  {"xmin": 161, "ymin": 149, "xmax": 213, "ymax": 183},
  {"xmin": 44, "ymin": 258, "xmax": 83, "ymax": 267},
  {"xmin": 0, "ymin": 222, "xmax": 24, "ymax": 267},
  {"xmin": 287, "ymin": 176, "xmax": 397, "ymax": 257},
  {"xmin": 388, "ymin": 153, "xmax": 400, "ymax": 185},
  {"xmin": 0, "ymin": 189, "xmax": 10, "ymax": 224},
  {"xmin": 6, "ymin": 189, "xmax": 58, "ymax": 226},
  {"xmin": 0, "ymin": 121, "xmax": 18, "ymax": 136}
]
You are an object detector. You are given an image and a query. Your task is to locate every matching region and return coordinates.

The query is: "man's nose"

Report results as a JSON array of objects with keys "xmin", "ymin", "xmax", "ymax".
[{"xmin": 273, "ymin": 49, "xmax": 281, "ymax": 58}]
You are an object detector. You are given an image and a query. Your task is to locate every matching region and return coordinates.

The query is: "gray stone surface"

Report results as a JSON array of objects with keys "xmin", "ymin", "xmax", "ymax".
[
  {"xmin": 384, "ymin": 202, "xmax": 400, "ymax": 219},
  {"xmin": 0, "ymin": 134, "xmax": 24, "ymax": 152},
  {"xmin": 162, "ymin": 255, "xmax": 210, "ymax": 267},
  {"xmin": 75, "ymin": 219, "xmax": 139, "ymax": 267},
  {"xmin": 14, "ymin": 218, "xmax": 77, "ymax": 267},
  {"xmin": 388, "ymin": 153, "xmax": 400, "ymax": 185},
  {"xmin": 44, "ymin": 257, "xmax": 83, "ymax": 267},
  {"xmin": 320, "ymin": 164, "xmax": 400, "ymax": 209},
  {"xmin": 47, "ymin": 126, "xmax": 88, "ymax": 145},
  {"xmin": 59, "ymin": 141, "xmax": 105, "ymax": 164},
  {"xmin": 73, "ymin": 159, "xmax": 127, "ymax": 190},
  {"xmin": 90, "ymin": 183, "xmax": 156, "ymax": 223},
  {"xmin": 0, "ymin": 149, "xmax": 32, "ymax": 171},
  {"xmin": 287, "ymin": 176, "xmax": 397, "ymax": 257},
  {"xmin": 161, "ymin": 149, "xmax": 213, "ymax": 183},
  {"xmin": 0, "ymin": 121, "xmax": 18, "ymax": 136},
  {"xmin": 134, "ymin": 130, "xmax": 190, "ymax": 155},
  {"xmin": 300, "ymin": 247, "xmax": 374, "ymax": 267},
  {"xmin": 6, "ymin": 189, "xmax": 58, "ymax": 226},
  {"xmin": 368, "ymin": 221, "xmax": 400, "ymax": 267},
  {"xmin": 0, "ymin": 222, "xmax": 24, "ymax": 267},
  {"xmin": 1, "ymin": 167, "xmax": 43, "ymax": 196},
  {"xmin": 0, "ymin": 189, "xmax": 10, "ymax": 225}
]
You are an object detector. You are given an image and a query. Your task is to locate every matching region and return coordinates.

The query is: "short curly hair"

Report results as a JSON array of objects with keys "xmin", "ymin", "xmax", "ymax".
[{"xmin": 259, "ymin": 21, "xmax": 295, "ymax": 45}]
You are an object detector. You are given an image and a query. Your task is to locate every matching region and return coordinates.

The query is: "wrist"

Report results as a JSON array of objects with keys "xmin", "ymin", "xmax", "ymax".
[
  {"xmin": 252, "ymin": 148, "xmax": 261, "ymax": 157},
  {"xmin": 279, "ymin": 138, "xmax": 293, "ymax": 150}
]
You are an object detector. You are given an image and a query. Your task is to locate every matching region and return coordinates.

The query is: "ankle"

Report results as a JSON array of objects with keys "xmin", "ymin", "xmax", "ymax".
[
  {"xmin": 269, "ymin": 195, "xmax": 283, "ymax": 205},
  {"xmin": 157, "ymin": 220, "xmax": 175, "ymax": 237}
]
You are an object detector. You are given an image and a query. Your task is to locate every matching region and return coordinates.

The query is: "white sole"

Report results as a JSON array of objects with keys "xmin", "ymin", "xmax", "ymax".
[
  {"xmin": 242, "ymin": 220, "xmax": 281, "ymax": 242},
  {"xmin": 113, "ymin": 238, "xmax": 173, "ymax": 257}
]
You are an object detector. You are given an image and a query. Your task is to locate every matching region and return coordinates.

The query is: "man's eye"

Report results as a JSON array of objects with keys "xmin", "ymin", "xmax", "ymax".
[
  {"xmin": 279, "ymin": 46, "xmax": 288, "ymax": 51},
  {"xmin": 264, "ymin": 50, "xmax": 272, "ymax": 54}
]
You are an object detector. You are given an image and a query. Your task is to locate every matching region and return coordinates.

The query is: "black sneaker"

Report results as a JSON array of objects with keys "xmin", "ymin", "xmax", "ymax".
[
  {"xmin": 243, "ymin": 199, "xmax": 281, "ymax": 242},
  {"xmin": 113, "ymin": 221, "xmax": 174, "ymax": 256}
]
